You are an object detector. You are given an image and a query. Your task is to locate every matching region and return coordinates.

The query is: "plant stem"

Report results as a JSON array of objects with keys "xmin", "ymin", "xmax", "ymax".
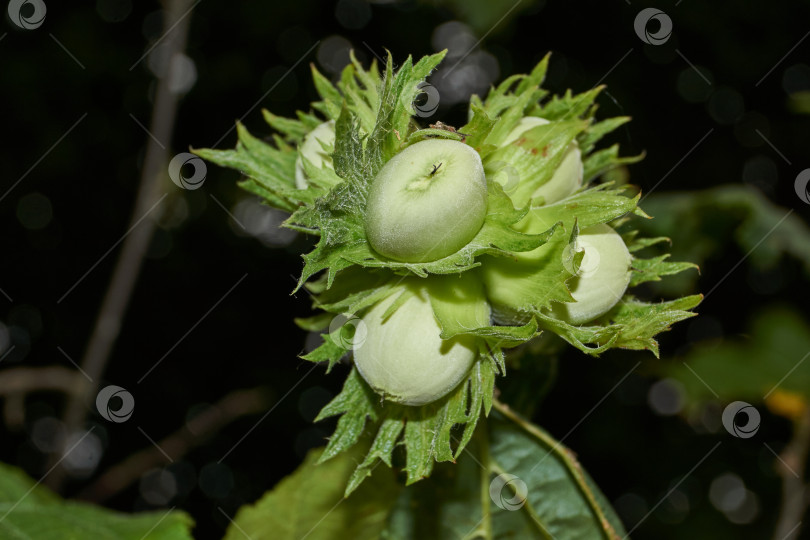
[
  {"xmin": 477, "ymin": 414, "xmax": 493, "ymax": 540},
  {"xmin": 773, "ymin": 407, "xmax": 810, "ymax": 540},
  {"xmin": 0, "ymin": 367, "xmax": 86, "ymax": 431},
  {"xmin": 47, "ymin": 0, "xmax": 195, "ymax": 491}
]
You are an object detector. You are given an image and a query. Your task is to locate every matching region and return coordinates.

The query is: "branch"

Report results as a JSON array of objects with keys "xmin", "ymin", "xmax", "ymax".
[
  {"xmin": 77, "ymin": 387, "xmax": 270, "ymax": 503},
  {"xmin": 48, "ymin": 0, "xmax": 196, "ymax": 491},
  {"xmin": 0, "ymin": 366, "xmax": 87, "ymax": 430},
  {"xmin": 773, "ymin": 406, "xmax": 810, "ymax": 540},
  {"xmin": 0, "ymin": 366, "xmax": 88, "ymax": 397}
]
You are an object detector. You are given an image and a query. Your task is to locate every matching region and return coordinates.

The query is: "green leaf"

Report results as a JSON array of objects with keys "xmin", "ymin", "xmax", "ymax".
[
  {"xmin": 331, "ymin": 103, "xmax": 368, "ymax": 184},
  {"xmin": 262, "ymin": 109, "xmax": 313, "ymax": 141},
  {"xmin": 423, "ymin": 271, "xmax": 538, "ymax": 348},
  {"xmin": 298, "ymin": 268, "xmax": 402, "ymax": 370},
  {"xmin": 460, "ymin": 102, "xmax": 498, "ymax": 149},
  {"xmin": 534, "ymin": 295, "xmax": 702, "ymax": 357},
  {"xmin": 603, "ymin": 295, "xmax": 702, "ymax": 355},
  {"xmin": 426, "ymin": 272, "xmax": 491, "ymax": 339},
  {"xmin": 629, "ymin": 254, "xmax": 699, "ymax": 287},
  {"xmin": 224, "ymin": 444, "xmax": 399, "ymax": 540},
  {"xmin": 193, "ymin": 122, "xmax": 313, "ymax": 214},
  {"xmin": 473, "ymin": 53, "xmax": 549, "ymax": 121},
  {"xmin": 315, "ymin": 368, "xmax": 382, "ymax": 464},
  {"xmin": 310, "ymin": 65, "xmax": 344, "ymax": 121},
  {"xmin": 532, "ymin": 86, "xmax": 603, "ymax": 122},
  {"xmin": 306, "ymin": 267, "xmax": 396, "ymax": 314},
  {"xmin": 533, "ymin": 312, "xmax": 620, "ymax": 356},
  {"xmin": 463, "ymin": 320, "xmax": 539, "ymax": 349},
  {"xmin": 294, "ymin": 311, "xmax": 332, "ymax": 331},
  {"xmin": 578, "ymin": 116, "xmax": 631, "ymax": 154},
  {"xmin": 582, "ymin": 145, "xmax": 643, "ymax": 184},
  {"xmin": 381, "ymin": 401, "xmax": 626, "ymax": 540},
  {"xmin": 301, "ymin": 334, "xmax": 346, "ymax": 371},
  {"xmin": 622, "ymin": 233, "xmax": 671, "ymax": 253},
  {"xmin": 528, "ymin": 184, "xmax": 640, "ymax": 230},
  {"xmin": 481, "ymin": 223, "xmax": 580, "ymax": 316},
  {"xmin": 347, "ymin": 416, "xmax": 406, "ymax": 494},
  {"xmin": 0, "ymin": 462, "xmax": 193, "ymax": 540},
  {"xmin": 488, "ymin": 404, "xmax": 626, "ymax": 539},
  {"xmin": 637, "ymin": 185, "xmax": 810, "ymax": 286},
  {"xmin": 662, "ymin": 307, "xmax": 810, "ymax": 405}
]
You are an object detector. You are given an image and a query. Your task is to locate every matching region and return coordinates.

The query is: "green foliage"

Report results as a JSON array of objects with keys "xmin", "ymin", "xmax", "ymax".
[
  {"xmin": 385, "ymin": 404, "xmax": 627, "ymax": 539},
  {"xmin": 636, "ymin": 185, "xmax": 810, "ymax": 296},
  {"xmin": 0, "ymin": 462, "xmax": 193, "ymax": 539},
  {"xmin": 663, "ymin": 307, "xmax": 810, "ymax": 405},
  {"xmin": 193, "ymin": 122, "xmax": 314, "ymax": 214},
  {"xmin": 421, "ymin": 0, "xmax": 538, "ymax": 34},
  {"xmin": 223, "ymin": 444, "xmax": 399, "ymax": 540},
  {"xmin": 226, "ymin": 402, "xmax": 626, "ymax": 539},
  {"xmin": 535, "ymin": 294, "xmax": 702, "ymax": 357}
]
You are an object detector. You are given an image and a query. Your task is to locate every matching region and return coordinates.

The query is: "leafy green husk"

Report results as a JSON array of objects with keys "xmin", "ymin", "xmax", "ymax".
[
  {"xmin": 315, "ymin": 345, "xmax": 498, "ymax": 496},
  {"xmin": 534, "ymin": 294, "xmax": 703, "ymax": 358},
  {"xmin": 199, "ymin": 50, "xmax": 699, "ymax": 495},
  {"xmin": 197, "ymin": 49, "xmax": 644, "ymax": 290}
]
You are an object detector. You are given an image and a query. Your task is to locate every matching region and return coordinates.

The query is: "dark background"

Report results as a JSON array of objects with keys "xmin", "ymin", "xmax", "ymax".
[{"xmin": 2, "ymin": 0, "xmax": 809, "ymax": 538}]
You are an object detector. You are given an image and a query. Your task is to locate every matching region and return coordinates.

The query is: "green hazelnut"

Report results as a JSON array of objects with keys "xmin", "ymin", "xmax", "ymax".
[
  {"xmin": 364, "ymin": 139, "xmax": 488, "ymax": 262},
  {"xmin": 353, "ymin": 281, "xmax": 480, "ymax": 406},
  {"xmin": 500, "ymin": 117, "xmax": 583, "ymax": 205},
  {"xmin": 482, "ymin": 213, "xmax": 631, "ymax": 325},
  {"xmin": 295, "ymin": 120, "xmax": 336, "ymax": 189},
  {"xmin": 550, "ymin": 223, "xmax": 632, "ymax": 324}
]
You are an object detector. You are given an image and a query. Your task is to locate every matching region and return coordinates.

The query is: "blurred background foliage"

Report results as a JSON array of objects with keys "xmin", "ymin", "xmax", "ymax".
[{"xmin": 2, "ymin": 0, "xmax": 810, "ymax": 538}]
